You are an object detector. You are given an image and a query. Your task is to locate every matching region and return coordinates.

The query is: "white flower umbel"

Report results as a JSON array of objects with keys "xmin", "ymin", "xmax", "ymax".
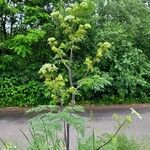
[{"xmin": 130, "ymin": 108, "xmax": 142, "ymax": 120}]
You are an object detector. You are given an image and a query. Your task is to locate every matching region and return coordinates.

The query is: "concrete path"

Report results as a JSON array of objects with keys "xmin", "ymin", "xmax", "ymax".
[{"xmin": 0, "ymin": 105, "xmax": 150, "ymax": 149}]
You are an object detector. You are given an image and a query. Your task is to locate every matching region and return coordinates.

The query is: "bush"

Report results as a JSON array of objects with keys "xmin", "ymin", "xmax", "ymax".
[{"xmin": 0, "ymin": 77, "xmax": 49, "ymax": 107}]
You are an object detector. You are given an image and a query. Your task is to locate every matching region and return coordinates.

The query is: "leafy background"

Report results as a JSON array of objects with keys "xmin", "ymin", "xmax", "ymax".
[{"xmin": 0, "ymin": 0, "xmax": 150, "ymax": 106}]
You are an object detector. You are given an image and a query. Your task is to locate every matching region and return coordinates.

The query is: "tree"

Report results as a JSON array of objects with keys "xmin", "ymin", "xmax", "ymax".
[
  {"xmin": 92, "ymin": 0, "xmax": 150, "ymax": 100},
  {"xmin": 38, "ymin": 1, "xmax": 111, "ymax": 149},
  {"xmin": 39, "ymin": 0, "xmax": 111, "ymax": 105}
]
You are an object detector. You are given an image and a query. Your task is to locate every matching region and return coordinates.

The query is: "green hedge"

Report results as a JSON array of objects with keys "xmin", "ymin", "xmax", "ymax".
[{"xmin": 0, "ymin": 77, "xmax": 49, "ymax": 107}]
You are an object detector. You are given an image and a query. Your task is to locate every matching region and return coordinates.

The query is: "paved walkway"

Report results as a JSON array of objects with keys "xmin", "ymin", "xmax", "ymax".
[{"xmin": 0, "ymin": 105, "xmax": 150, "ymax": 149}]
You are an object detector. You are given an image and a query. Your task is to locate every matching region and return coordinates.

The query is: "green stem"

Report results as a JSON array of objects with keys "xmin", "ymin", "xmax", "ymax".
[{"xmin": 96, "ymin": 119, "xmax": 128, "ymax": 150}]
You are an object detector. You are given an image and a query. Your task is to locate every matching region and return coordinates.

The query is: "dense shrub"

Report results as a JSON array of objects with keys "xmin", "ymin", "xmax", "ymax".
[
  {"xmin": 0, "ymin": 77, "xmax": 49, "ymax": 107},
  {"xmin": 0, "ymin": 56, "xmax": 49, "ymax": 106},
  {"xmin": 93, "ymin": 22, "xmax": 150, "ymax": 100}
]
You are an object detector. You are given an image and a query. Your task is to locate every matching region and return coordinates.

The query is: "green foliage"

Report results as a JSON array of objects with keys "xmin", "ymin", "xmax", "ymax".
[
  {"xmin": 77, "ymin": 134, "xmax": 141, "ymax": 150},
  {"xmin": 94, "ymin": 3, "xmax": 150, "ymax": 99},
  {"xmin": 0, "ymin": 78, "xmax": 48, "ymax": 107},
  {"xmin": 0, "ymin": 141, "xmax": 19, "ymax": 150},
  {"xmin": 101, "ymin": 135, "xmax": 140, "ymax": 150},
  {"xmin": 78, "ymin": 75, "xmax": 111, "ymax": 92},
  {"xmin": 0, "ymin": 135, "xmax": 144, "ymax": 150},
  {"xmin": 26, "ymin": 105, "xmax": 86, "ymax": 150},
  {"xmin": 0, "ymin": 0, "xmax": 150, "ymax": 106},
  {"xmin": 39, "ymin": 1, "xmax": 111, "ymax": 105},
  {"xmin": 25, "ymin": 107, "xmax": 142, "ymax": 150},
  {"xmin": 9, "ymin": 29, "xmax": 45, "ymax": 57},
  {"xmin": 39, "ymin": 63, "xmax": 70, "ymax": 105}
]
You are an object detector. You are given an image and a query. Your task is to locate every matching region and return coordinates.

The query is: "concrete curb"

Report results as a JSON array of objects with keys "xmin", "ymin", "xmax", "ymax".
[
  {"xmin": 83, "ymin": 104, "xmax": 150, "ymax": 111},
  {"xmin": 0, "ymin": 104, "xmax": 150, "ymax": 114}
]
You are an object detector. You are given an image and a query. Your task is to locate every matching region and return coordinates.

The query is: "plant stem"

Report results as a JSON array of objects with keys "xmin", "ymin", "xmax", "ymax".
[
  {"xmin": 0, "ymin": 138, "xmax": 7, "ymax": 149},
  {"xmin": 96, "ymin": 119, "xmax": 128, "ymax": 150},
  {"xmin": 20, "ymin": 129, "xmax": 31, "ymax": 144},
  {"xmin": 64, "ymin": 121, "xmax": 67, "ymax": 146},
  {"xmin": 66, "ymin": 123, "xmax": 70, "ymax": 150}
]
